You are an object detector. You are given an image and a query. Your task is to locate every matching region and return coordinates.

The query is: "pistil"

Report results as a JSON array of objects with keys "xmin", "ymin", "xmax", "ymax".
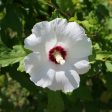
[
  {"xmin": 49, "ymin": 46, "xmax": 67, "ymax": 65},
  {"xmin": 54, "ymin": 52, "xmax": 65, "ymax": 65}
]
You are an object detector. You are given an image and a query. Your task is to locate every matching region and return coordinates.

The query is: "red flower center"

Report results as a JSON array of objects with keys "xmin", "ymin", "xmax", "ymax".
[{"xmin": 49, "ymin": 46, "xmax": 67, "ymax": 64}]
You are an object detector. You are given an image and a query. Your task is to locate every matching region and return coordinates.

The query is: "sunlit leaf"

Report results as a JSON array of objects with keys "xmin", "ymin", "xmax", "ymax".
[
  {"xmin": 0, "ymin": 45, "xmax": 26, "ymax": 67},
  {"xmin": 96, "ymin": 52, "xmax": 112, "ymax": 61}
]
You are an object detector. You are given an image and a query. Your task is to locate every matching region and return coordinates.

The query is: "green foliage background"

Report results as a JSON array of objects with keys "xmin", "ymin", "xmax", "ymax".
[{"xmin": 0, "ymin": 0, "xmax": 112, "ymax": 112}]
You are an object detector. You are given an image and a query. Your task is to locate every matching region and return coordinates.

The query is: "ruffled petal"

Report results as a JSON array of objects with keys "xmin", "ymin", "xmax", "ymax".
[
  {"xmin": 29, "ymin": 65, "xmax": 55, "ymax": 88},
  {"xmin": 65, "ymin": 22, "xmax": 85, "ymax": 41},
  {"xmin": 69, "ymin": 38, "xmax": 92, "ymax": 59},
  {"xmin": 32, "ymin": 18, "xmax": 68, "ymax": 42},
  {"xmin": 24, "ymin": 34, "xmax": 41, "ymax": 52},
  {"xmin": 32, "ymin": 20, "xmax": 57, "ymax": 42},
  {"xmin": 32, "ymin": 21, "xmax": 57, "ymax": 54},
  {"xmin": 74, "ymin": 59, "xmax": 91, "ymax": 74},
  {"xmin": 31, "ymin": 18, "xmax": 70, "ymax": 55},
  {"xmin": 24, "ymin": 52, "xmax": 55, "ymax": 88},
  {"xmin": 50, "ymin": 18, "xmax": 67, "ymax": 40},
  {"xmin": 63, "ymin": 22, "xmax": 92, "ymax": 59},
  {"xmin": 24, "ymin": 52, "xmax": 41, "ymax": 73},
  {"xmin": 48, "ymin": 70, "xmax": 80, "ymax": 93},
  {"xmin": 35, "ymin": 69, "xmax": 55, "ymax": 88},
  {"xmin": 32, "ymin": 21, "xmax": 52, "ymax": 39}
]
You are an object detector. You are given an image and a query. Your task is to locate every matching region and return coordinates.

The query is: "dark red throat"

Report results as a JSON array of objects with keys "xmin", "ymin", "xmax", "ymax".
[{"xmin": 49, "ymin": 46, "xmax": 67, "ymax": 64}]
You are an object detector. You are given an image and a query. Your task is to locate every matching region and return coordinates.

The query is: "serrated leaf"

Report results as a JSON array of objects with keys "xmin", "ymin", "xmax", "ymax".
[{"xmin": 0, "ymin": 45, "xmax": 26, "ymax": 67}]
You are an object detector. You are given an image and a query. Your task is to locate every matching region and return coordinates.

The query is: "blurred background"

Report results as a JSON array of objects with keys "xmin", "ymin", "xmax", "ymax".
[{"xmin": 0, "ymin": 0, "xmax": 112, "ymax": 112}]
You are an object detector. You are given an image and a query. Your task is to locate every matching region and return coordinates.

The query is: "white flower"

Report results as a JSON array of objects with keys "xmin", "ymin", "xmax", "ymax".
[{"xmin": 24, "ymin": 18, "xmax": 92, "ymax": 93}]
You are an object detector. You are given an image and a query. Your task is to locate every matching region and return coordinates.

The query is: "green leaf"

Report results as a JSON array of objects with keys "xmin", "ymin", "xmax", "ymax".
[
  {"xmin": 0, "ymin": 75, "xmax": 5, "ymax": 87},
  {"xmin": 0, "ymin": 45, "xmax": 26, "ymax": 67},
  {"xmin": 1, "ymin": 65, "xmax": 40, "ymax": 94},
  {"xmin": 76, "ymin": 86, "xmax": 92, "ymax": 101},
  {"xmin": 104, "ymin": 73, "xmax": 112, "ymax": 91},
  {"xmin": 93, "ymin": 43, "xmax": 101, "ymax": 51},
  {"xmin": 104, "ymin": 34, "xmax": 112, "ymax": 40},
  {"xmin": 100, "ymin": 91, "xmax": 112, "ymax": 103},
  {"xmin": 1, "ymin": 5, "xmax": 22, "ymax": 34},
  {"xmin": 56, "ymin": 0, "xmax": 74, "ymax": 11},
  {"xmin": 50, "ymin": 10, "xmax": 60, "ymax": 19},
  {"xmin": 105, "ymin": 18, "xmax": 112, "ymax": 30},
  {"xmin": 105, "ymin": 61, "xmax": 112, "ymax": 72},
  {"xmin": 69, "ymin": 15, "xmax": 78, "ymax": 22},
  {"xmin": 17, "ymin": 59, "xmax": 25, "ymax": 72},
  {"xmin": 47, "ymin": 90, "xmax": 64, "ymax": 112},
  {"xmin": 1, "ymin": 5, "xmax": 22, "ymax": 47},
  {"xmin": 81, "ymin": 20, "xmax": 94, "ymax": 31},
  {"xmin": 95, "ymin": 51, "xmax": 112, "ymax": 61}
]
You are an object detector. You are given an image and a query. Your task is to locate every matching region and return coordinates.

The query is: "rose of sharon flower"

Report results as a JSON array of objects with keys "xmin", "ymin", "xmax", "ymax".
[{"xmin": 24, "ymin": 18, "xmax": 92, "ymax": 93}]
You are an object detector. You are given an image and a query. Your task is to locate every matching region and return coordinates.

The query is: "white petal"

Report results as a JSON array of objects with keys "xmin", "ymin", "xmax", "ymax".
[
  {"xmin": 65, "ymin": 22, "xmax": 85, "ymax": 41},
  {"xmin": 48, "ymin": 70, "xmax": 80, "ymax": 93},
  {"xmin": 31, "ymin": 18, "xmax": 71, "ymax": 55},
  {"xmin": 47, "ymin": 18, "xmax": 70, "ymax": 52},
  {"xmin": 74, "ymin": 59, "xmax": 91, "ymax": 74},
  {"xmin": 32, "ymin": 21, "xmax": 57, "ymax": 41},
  {"xmin": 32, "ymin": 21, "xmax": 52, "ymax": 39},
  {"xmin": 24, "ymin": 52, "xmax": 41, "ymax": 73},
  {"xmin": 50, "ymin": 18, "xmax": 67, "ymax": 40},
  {"xmin": 69, "ymin": 70, "xmax": 80, "ymax": 86},
  {"xmin": 32, "ymin": 21, "xmax": 58, "ymax": 54},
  {"xmin": 28, "ymin": 61, "xmax": 55, "ymax": 88},
  {"xmin": 63, "ymin": 70, "xmax": 80, "ymax": 93},
  {"xmin": 50, "ymin": 18, "xmax": 72, "ymax": 48},
  {"xmin": 56, "ymin": 42, "xmax": 68, "ymax": 49},
  {"xmin": 45, "ymin": 37, "xmax": 57, "ymax": 55},
  {"xmin": 24, "ymin": 34, "xmax": 41, "ymax": 52},
  {"xmin": 69, "ymin": 38, "xmax": 92, "ymax": 59},
  {"xmin": 24, "ymin": 52, "xmax": 55, "ymax": 88},
  {"xmin": 63, "ymin": 22, "xmax": 92, "ymax": 59},
  {"xmin": 29, "ymin": 66, "xmax": 47, "ymax": 84},
  {"xmin": 35, "ymin": 69, "xmax": 55, "ymax": 88}
]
